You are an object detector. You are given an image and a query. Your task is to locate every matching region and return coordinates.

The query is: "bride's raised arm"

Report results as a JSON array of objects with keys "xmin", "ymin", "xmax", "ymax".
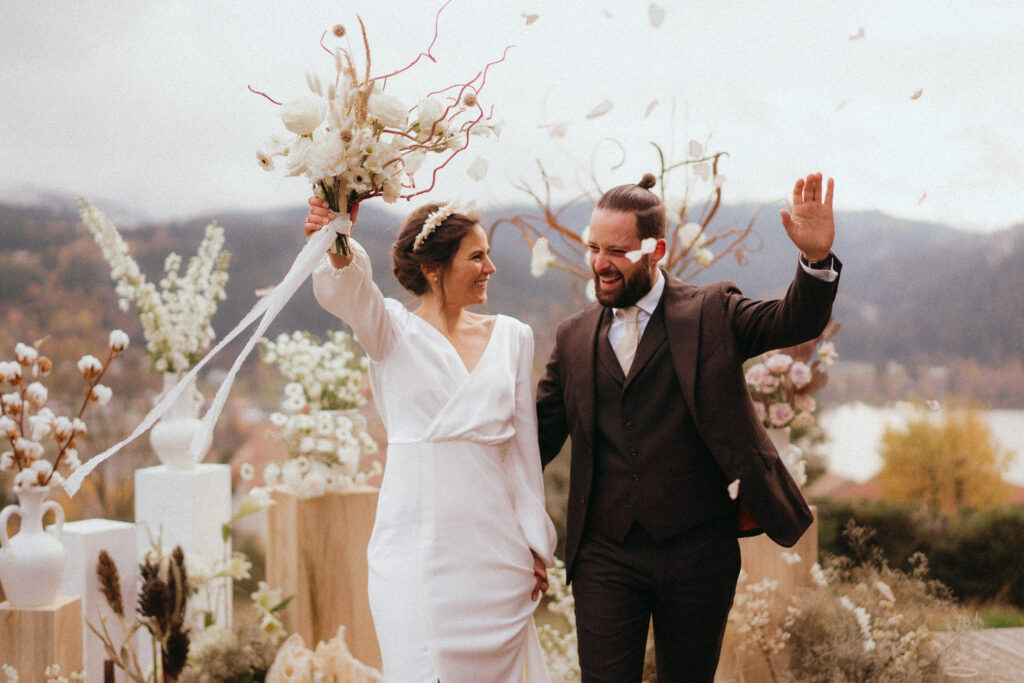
[{"xmin": 306, "ymin": 199, "xmax": 397, "ymax": 362}]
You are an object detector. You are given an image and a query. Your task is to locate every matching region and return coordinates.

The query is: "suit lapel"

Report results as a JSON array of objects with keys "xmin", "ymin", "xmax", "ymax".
[
  {"xmin": 571, "ymin": 304, "xmax": 606, "ymax": 450},
  {"xmin": 663, "ymin": 276, "xmax": 703, "ymax": 416}
]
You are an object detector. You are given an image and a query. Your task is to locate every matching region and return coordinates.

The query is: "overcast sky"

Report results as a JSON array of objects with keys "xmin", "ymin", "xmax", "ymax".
[{"xmin": 2, "ymin": 0, "xmax": 1022, "ymax": 232}]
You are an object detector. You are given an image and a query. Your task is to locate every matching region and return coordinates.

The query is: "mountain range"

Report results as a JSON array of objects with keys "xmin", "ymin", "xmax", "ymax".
[{"xmin": 2, "ymin": 196, "xmax": 1022, "ymax": 389}]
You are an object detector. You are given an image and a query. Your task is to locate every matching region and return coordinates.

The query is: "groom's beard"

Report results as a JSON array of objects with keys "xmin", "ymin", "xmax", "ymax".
[{"xmin": 593, "ymin": 258, "xmax": 655, "ymax": 308}]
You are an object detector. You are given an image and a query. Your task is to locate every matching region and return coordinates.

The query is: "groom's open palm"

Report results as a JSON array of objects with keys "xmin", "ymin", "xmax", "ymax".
[{"xmin": 780, "ymin": 173, "xmax": 835, "ymax": 262}]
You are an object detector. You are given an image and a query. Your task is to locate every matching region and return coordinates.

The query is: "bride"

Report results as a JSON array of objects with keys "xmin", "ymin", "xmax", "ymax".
[{"xmin": 304, "ymin": 197, "xmax": 557, "ymax": 682}]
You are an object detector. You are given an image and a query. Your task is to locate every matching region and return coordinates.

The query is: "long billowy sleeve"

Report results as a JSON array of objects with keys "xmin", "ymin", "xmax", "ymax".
[
  {"xmin": 311, "ymin": 239, "xmax": 398, "ymax": 362},
  {"xmin": 506, "ymin": 321, "xmax": 557, "ymax": 566}
]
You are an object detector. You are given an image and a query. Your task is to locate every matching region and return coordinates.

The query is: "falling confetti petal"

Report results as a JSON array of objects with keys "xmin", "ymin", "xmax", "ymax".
[
  {"xmin": 926, "ymin": 399, "xmax": 941, "ymax": 411},
  {"xmin": 875, "ymin": 580, "xmax": 896, "ymax": 602},
  {"xmin": 835, "ymin": 99, "xmax": 852, "ymax": 111},
  {"xmin": 688, "ymin": 139, "xmax": 703, "ymax": 159},
  {"xmin": 644, "ymin": 99, "xmax": 658, "ymax": 118},
  {"xmin": 910, "ymin": 88, "xmax": 923, "ymax": 100},
  {"xmin": 539, "ymin": 122, "xmax": 568, "ymax": 138},
  {"xmin": 602, "ymin": 8, "xmax": 613, "ymax": 18},
  {"xmin": 522, "ymin": 13, "xmax": 539, "ymax": 25},
  {"xmin": 918, "ymin": 191, "xmax": 928, "ymax": 205},
  {"xmin": 848, "ymin": 26, "xmax": 866, "ymax": 40},
  {"xmin": 549, "ymin": 176, "xmax": 564, "ymax": 190},
  {"xmin": 466, "ymin": 156, "xmax": 488, "ymax": 181},
  {"xmin": 727, "ymin": 479, "xmax": 740, "ymax": 500},
  {"xmin": 585, "ymin": 99, "xmax": 614, "ymax": 119},
  {"xmin": 648, "ymin": 3, "xmax": 665, "ymax": 27},
  {"xmin": 625, "ymin": 237, "xmax": 657, "ymax": 263}
]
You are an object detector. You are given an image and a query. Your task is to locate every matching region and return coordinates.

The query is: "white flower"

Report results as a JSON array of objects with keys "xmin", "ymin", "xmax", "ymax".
[
  {"xmin": 367, "ymin": 91, "xmax": 408, "ymax": 128},
  {"xmin": 108, "ymin": 329, "xmax": 129, "ymax": 351},
  {"xmin": 90, "ymin": 384, "xmax": 113, "ymax": 405},
  {"xmin": 692, "ymin": 247, "xmax": 714, "ymax": 267},
  {"xmin": 530, "ymin": 237, "xmax": 554, "ymax": 277},
  {"xmin": 13, "ymin": 468, "xmax": 41, "ymax": 490},
  {"xmin": 14, "ymin": 342, "xmax": 38, "ymax": 365},
  {"xmin": 764, "ymin": 353, "xmax": 794, "ymax": 374},
  {"xmin": 789, "ymin": 362, "xmax": 813, "ymax": 389},
  {"xmin": 0, "ymin": 415, "xmax": 17, "ymax": 437},
  {"xmin": 269, "ymin": 412, "xmax": 288, "ymax": 427},
  {"xmin": 25, "ymin": 382, "xmax": 48, "ymax": 408},
  {"xmin": 263, "ymin": 462, "xmax": 281, "ymax": 486},
  {"xmin": 781, "ymin": 551, "xmax": 801, "ymax": 565},
  {"xmin": 53, "ymin": 416, "xmax": 74, "ymax": 440},
  {"xmin": 0, "ymin": 361, "xmax": 22, "ymax": 383},
  {"xmin": 415, "ymin": 97, "xmax": 446, "ymax": 138},
  {"xmin": 676, "ymin": 222, "xmax": 706, "ymax": 248},
  {"xmin": 77, "ymin": 354, "xmax": 103, "ymax": 378},
  {"xmin": 280, "ymin": 96, "xmax": 327, "ymax": 135},
  {"xmin": 239, "ymin": 462, "xmax": 255, "ymax": 481}
]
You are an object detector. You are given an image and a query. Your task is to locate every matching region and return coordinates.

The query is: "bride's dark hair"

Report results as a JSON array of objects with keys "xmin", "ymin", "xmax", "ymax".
[
  {"xmin": 392, "ymin": 203, "xmax": 481, "ymax": 296},
  {"xmin": 597, "ymin": 172, "xmax": 666, "ymax": 240}
]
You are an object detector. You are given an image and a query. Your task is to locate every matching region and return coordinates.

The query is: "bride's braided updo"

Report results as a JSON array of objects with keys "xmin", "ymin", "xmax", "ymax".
[{"xmin": 392, "ymin": 202, "xmax": 481, "ymax": 295}]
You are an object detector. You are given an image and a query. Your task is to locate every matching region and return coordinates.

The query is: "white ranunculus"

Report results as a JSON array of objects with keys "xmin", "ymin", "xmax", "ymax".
[
  {"xmin": 280, "ymin": 96, "xmax": 327, "ymax": 135},
  {"xmin": 415, "ymin": 97, "xmax": 446, "ymax": 138},
  {"xmin": 368, "ymin": 91, "xmax": 408, "ymax": 128}
]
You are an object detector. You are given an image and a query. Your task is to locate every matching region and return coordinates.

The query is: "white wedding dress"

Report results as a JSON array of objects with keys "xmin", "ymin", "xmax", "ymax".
[{"xmin": 312, "ymin": 241, "xmax": 557, "ymax": 683}]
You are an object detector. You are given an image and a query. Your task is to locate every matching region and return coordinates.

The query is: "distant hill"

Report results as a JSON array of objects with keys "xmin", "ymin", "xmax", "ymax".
[{"xmin": 2, "ymin": 197, "xmax": 1022, "ymax": 382}]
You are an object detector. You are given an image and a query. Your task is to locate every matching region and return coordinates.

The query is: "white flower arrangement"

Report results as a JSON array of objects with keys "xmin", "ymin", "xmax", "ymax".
[
  {"xmin": 536, "ymin": 558, "xmax": 581, "ymax": 682},
  {"xmin": 266, "ymin": 625, "xmax": 384, "ymax": 682},
  {"xmin": 0, "ymin": 332, "xmax": 128, "ymax": 492},
  {"xmin": 252, "ymin": 9, "xmax": 506, "ymax": 255},
  {"xmin": 78, "ymin": 199, "xmax": 230, "ymax": 374},
  {"xmin": 260, "ymin": 331, "xmax": 380, "ymax": 498},
  {"xmin": 259, "ymin": 330, "xmax": 368, "ymax": 411}
]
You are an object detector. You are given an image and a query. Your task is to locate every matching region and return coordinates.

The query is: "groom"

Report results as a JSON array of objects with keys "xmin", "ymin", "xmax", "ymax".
[{"xmin": 536, "ymin": 172, "xmax": 840, "ymax": 682}]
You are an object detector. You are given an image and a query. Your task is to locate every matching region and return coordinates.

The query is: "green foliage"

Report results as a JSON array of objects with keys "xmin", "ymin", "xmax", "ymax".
[{"xmin": 816, "ymin": 501, "xmax": 1024, "ymax": 609}]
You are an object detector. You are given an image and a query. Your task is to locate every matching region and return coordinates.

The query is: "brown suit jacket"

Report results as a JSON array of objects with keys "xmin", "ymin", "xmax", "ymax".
[{"xmin": 537, "ymin": 259, "xmax": 841, "ymax": 576}]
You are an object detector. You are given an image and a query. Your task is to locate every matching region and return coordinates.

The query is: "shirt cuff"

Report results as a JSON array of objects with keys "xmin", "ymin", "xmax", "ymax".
[{"xmin": 799, "ymin": 253, "xmax": 838, "ymax": 282}]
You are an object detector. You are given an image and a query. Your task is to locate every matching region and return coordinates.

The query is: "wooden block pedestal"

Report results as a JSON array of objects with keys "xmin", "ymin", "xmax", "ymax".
[
  {"xmin": 266, "ymin": 487, "xmax": 381, "ymax": 669},
  {"xmin": 0, "ymin": 596, "xmax": 82, "ymax": 679},
  {"xmin": 716, "ymin": 508, "xmax": 819, "ymax": 683}
]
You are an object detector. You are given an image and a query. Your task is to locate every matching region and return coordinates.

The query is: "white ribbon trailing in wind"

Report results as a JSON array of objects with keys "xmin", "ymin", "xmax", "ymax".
[{"xmin": 64, "ymin": 220, "xmax": 348, "ymax": 496}]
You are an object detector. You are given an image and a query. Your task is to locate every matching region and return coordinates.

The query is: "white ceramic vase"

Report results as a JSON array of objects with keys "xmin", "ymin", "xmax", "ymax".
[
  {"xmin": 149, "ymin": 372, "xmax": 208, "ymax": 468},
  {"xmin": 0, "ymin": 487, "xmax": 66, "ymax": 608}
]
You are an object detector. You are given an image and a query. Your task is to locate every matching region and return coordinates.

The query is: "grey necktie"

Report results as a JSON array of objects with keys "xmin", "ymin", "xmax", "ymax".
[{"xmin": 614, "ymin": 306, "xmax": 641, "ymax": 373}]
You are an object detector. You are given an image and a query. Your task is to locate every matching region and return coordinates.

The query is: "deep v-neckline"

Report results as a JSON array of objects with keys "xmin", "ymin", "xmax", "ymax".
[{"xmin": 411, "ymin": 313, "xmax": 501, "ymax": 376}]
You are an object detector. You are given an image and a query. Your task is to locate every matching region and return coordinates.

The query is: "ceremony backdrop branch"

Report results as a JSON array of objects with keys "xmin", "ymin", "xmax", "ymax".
[
  {"xmin": 64, "ymin": 3, "xmax": 509, "ymax": 496},
  {"xmin": 493, "ymin": 135, "xmax": 767, "ymax": 302}
]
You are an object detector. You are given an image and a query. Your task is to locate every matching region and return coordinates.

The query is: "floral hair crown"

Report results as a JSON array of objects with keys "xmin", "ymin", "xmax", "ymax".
[{"xmin": 413, "ymin": 200, "xmax": 473, "ymax": 252}]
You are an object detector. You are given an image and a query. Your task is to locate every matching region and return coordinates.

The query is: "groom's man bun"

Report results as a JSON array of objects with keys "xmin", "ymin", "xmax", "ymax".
[
  {"xmin": 392, "ymin": 202, "xmax": 480, "ymax": 295},
  {"xmin": 596, "ymin": 172, "xmax": 666, "ymax": 240}
]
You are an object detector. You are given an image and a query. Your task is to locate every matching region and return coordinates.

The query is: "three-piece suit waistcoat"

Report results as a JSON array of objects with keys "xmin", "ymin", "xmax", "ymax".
[{"xmin": 585, "ymin": 299, "xmax": 732, "ymax": 543}]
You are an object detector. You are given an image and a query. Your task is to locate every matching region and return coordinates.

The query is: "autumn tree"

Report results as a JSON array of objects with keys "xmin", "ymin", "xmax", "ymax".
[{"xmin": 877, "ymin": 403, "xmax": 1013, "ymax": 512}]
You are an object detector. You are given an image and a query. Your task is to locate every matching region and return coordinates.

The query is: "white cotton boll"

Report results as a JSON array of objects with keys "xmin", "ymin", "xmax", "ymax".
[
  {"xmin": 90, "ymin": 384, "xmax": 113, "ymax": 405},
  {"xmin": 693, "ymin": 248, "xmax": 714, "ymax": 267},
  {"xmin": 0, "ymin": 415, "xmax": 17, "ymax": 437},
  {"xmin": 77, "ymin": 354, "xmax": 103, "ymax": 377},
  {"xmin": 15, "ymin": 342, "xmax": 38, "ymax": 365},
  {"xmin": 108, "ymin": 329, "xmax": 130, "ymax": 351},
  {"xmin": 53, "ymin": 416, "xmax": 74, "ymax": 441},
  {"xmin": 1, "ymin": 451, "xmax": 15, "ymax": 471},
  {"xmin": 14, "ymin": 468, "xmax": 41, "ymax": 490}
]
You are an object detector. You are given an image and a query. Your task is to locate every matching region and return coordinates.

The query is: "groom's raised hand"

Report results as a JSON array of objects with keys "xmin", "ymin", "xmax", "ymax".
[{"xmin": 780, "ymin": 173, "xmax": 835, "ymax": 263}]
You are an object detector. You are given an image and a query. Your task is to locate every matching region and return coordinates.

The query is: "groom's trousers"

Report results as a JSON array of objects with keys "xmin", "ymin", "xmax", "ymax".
[{"xmin": 571, "ymin": 516, "xmax": 740, "ymax": 683}]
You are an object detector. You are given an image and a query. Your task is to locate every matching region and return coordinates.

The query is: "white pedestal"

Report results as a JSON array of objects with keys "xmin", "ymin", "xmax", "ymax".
[
  {"xmin": 59, "ymin": 519, "xmax": 141, "ymax": 683},
  {"xmin": 134, "ymin": 464, "xmax": 232, "ymax": 627}
]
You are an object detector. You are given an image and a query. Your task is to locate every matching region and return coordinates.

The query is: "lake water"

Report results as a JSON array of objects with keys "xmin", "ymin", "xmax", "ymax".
[{"xmin": 818, "ymin": 402, "xmax": 1024, "ymax": 486}]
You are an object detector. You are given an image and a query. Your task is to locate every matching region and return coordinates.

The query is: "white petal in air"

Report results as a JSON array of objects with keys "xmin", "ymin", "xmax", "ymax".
[
  {"xmin": 727, "ymin": 479, "xmax": 740, "ymax": 500},
  {"xmin": 848, "ymin": 26, "xmax": 866, "ymax": 41},
  {"xmin": 648, "ymin": 3, "xmax": 666, "ymax": 27},
  {"xmin": 910, "ymin": 88, "xmax": 923, "ymax": 100},
  {"xmin": 625, "ymin": 238, "xmax": 657, "ymax": 263},
  {"xmin": 688, "ymin": 139, "xmax": 703, "ymax": 159},
  {"xmin": 585, "ymin": 100, "xmax": 614, "ymax": 120},
  {"xmin": 644, "ymin": 100, "xmax": 658, "ymax": 118},
  {"xmin": 466, "ymin": 156, "xmax": 489, "ymax": 181},
  {"xmin": 522, "ymin": 13, "xmax": 539, "ymax": 25}
]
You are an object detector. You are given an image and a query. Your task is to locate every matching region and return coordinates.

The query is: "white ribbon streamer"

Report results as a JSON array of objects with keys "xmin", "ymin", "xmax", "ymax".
[{"xmin": 64, "ymin": 221, "xmax": 346, "ymax": 497}]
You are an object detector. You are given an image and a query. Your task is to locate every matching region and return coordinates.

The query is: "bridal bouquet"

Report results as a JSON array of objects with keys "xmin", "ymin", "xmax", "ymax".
[
  {"xmin": 253, "ymin": 10, "xmax": 505, "ymax": 254},
  {"xmin": 79, "ymin": 199, "xmax": 230, "ymax": 374}
]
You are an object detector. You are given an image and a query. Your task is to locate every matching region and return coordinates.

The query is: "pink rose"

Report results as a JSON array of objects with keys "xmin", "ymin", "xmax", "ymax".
[
  {"xmin": 764, "ymin": 353, "xmax": 793, "ymax": 374},
  {"xmin": 769, "ymin": 403, "xmax": 795, "ymax": 427},
  {"xmin": 793, "ymin": 393, "xmax": 817, "ymax": 412},
  {"xmin": 791, "ymin": 411, "xmax": 815, "ymax": 427},
  {"xmin": 753, "ymin": 401, "xmax": 767, "ymax": 423},
  {"xmin": 760, "ymin": 375, "xmax": 780, "ymax": 393},
  {"xmin": 745, "ymin": 363, "xmax": 768, "ymax": 390},
  {"xmin": 789, "ymin": 361, "xmax": 813, "ymax": 389}
]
